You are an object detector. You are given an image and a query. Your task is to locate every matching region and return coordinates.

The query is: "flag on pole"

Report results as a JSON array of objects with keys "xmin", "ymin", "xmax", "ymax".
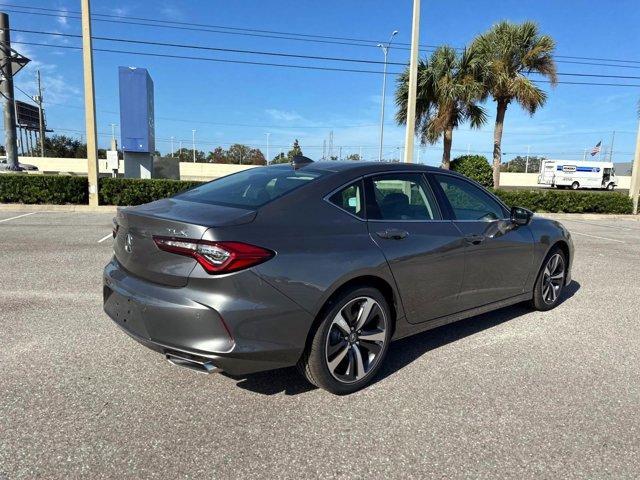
[{"xmin": 590, "ymin": 141, "xmax": 602, "ymax": 156}]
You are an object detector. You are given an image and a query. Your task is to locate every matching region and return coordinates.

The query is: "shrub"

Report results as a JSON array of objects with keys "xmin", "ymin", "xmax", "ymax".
[
  {"xmin": 98, "ymin": 178, "xmax": 202, "ymax": 206},
  {"xmin": 0, "ymin": 174, "xmax": 88, "ymax": 204},
  {"xmin": 450, "ymin": 155, "xmax": 493, "ymax": 188},
  {"xmin": 494, "ymin": 189, "xmax": 633, "ymax": 214}
]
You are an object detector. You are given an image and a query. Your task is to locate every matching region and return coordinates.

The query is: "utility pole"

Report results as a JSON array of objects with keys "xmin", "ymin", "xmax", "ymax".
[
  {"xmin": 0, "ymin": 12, "xmax": 19, "ymax": 170},
  {"xmin": 377, "ymin": 30, "xmax": 398, "ymax": 162},
  {"xmin": 630, "ymin": 119, "xmax": 640, "ymax": 215},
  {"xmin": 80, "ymin": 0, "xmax": 100, "ymax": 206},
  {"xmin": 170, "ymin": 136, "xmax": 174, "ymax": 157},
  {"xmin": 35, "ymin": 69, "xmax": 45, "ymax": 157},
  {"xmin": 525, "ymin": 145, "xmax": 530, "ymax": 173},
  {"xmin": 403, "ymin": 0, "xmax": 421, "ymax": 164},
  {"xmin": 192, "ymin": 129, "xmax": 196, "ymax": 162}
]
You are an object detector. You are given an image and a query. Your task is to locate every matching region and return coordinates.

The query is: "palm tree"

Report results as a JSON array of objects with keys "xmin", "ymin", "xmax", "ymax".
[
  {"xmin": 395, "ymin": 46, "xmax": 486, "ymax": 169},
  {"xmin": 472, "ymin": 21, "xmax": 557, "ymax": 187}
]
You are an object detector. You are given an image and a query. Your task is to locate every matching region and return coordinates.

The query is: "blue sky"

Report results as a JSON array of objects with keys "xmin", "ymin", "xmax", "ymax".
[{"xmin": 6, "ymin": 0, "xmax": 640, "ymax": 166}]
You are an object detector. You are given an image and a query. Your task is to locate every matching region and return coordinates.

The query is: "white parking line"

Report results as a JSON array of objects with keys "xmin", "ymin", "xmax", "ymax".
[
  {"xmin": 98, "ymin": 233, "xmax": 113, "ymax": 243},
  {"xmin": 571, "ymin": 231, "xmax": 625, "ymax": 243},
  {"xmin": 0, "ymin": 212, "xmax": 38, "ymax": 223}
]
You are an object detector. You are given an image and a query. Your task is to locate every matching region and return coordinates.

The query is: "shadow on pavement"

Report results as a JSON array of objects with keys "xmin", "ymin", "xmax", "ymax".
[{"xmin": 228, "ymin": 281, "xmax": 580, "ymax": 396}]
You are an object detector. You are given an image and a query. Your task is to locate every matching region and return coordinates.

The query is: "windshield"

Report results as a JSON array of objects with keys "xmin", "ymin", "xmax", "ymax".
[{"xmin": 176, "ymin": 166, "xmax": 326, "ymax": 209}]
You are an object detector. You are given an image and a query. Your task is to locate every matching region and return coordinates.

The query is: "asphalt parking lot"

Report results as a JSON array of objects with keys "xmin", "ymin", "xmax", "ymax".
[{"xmin": 1, "ymin": 210, "xmax": 639, "ymax": 479}]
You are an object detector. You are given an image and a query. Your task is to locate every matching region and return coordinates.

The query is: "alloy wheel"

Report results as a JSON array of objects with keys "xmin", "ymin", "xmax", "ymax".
[
  {"xmin": 325, "ymin": 296, "xmax": 387, "ymax": 384},
  {"xmin": 542, "ymin": 253, "xmax": 565, "ymax": 305}
]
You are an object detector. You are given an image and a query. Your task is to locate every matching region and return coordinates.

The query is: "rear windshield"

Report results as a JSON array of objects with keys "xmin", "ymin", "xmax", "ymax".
[{"xmin": 176, "ymin": 166, "xmax": 326, "ymax": 209}]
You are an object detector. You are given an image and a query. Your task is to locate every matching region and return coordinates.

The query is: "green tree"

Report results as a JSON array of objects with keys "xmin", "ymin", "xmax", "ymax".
[
  {"xmin": 207, "ymin": 146, "xmax": 228, "ymax": 164},
  {"xmin": 345, "ymin": 153, "xmax": 361, "ymax": 161},
  {"xmin": 246, "ymin": 148, "xmax": 267, "ymax": 165},
  {"xmin": 226, "ymin": 144, "xmax": 251, "ymax": 164},
  {"xmin": 395, "ymin": 46, "xmax": 486, "ymax": 169},
  {"xmin": 472, "ymin": 21, "xmax": 557, "ymax": 187},
  {"xmin": 174, "ymin": 147, "xmax": 205, "ymax": 162},
  {"xmin": 450, "ymin": 155, "xmax": 493, "ymax": 188},
  {"xmin": 271, "ymin": 152, "xmax": 287, "ymax": 164},
  {"xmin": 500, "ymin": 155, "xmax": 545, "ymax": 173},
  {"xmin": 286, "ymin": 139, "xmax": 303, "ymax": 162}
]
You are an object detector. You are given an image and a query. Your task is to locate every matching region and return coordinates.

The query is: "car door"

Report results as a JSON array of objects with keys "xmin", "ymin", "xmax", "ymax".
[
  {"xmin": 365, "ymin": 172, "xmax": 466, "ymax": 324},
  {"xmin": 430, "ymin": 173, "xmax": 534, "ymax": 310}
]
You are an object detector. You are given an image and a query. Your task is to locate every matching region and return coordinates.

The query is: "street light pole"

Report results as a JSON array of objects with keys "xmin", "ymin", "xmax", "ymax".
[
  {"xmin": 266, "ymin": 132, "xmax": 270, "ymax": 164},
  {"xmin": 0, "ymin": 13, "xmax": 20, "ymax": 170},
  {"xmin": 403, "ymin": 0, "xmax": 421, "ymax": 164},
  {"xmin": 377, "ymin": 30, "xmax": 398, "ymax": 162},
  {"xmin": 109, "ymin": 123, "xmax": 117, "ymax": 150},
  {"xmin": 192, "ymin": 129, "xmax": 196, "ymax": 162}
]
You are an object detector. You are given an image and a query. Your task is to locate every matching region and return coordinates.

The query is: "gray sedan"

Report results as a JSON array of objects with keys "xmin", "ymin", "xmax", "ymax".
[{"xmin": 103, "ymin": 159, "xmax": 573, "ymax": 394}]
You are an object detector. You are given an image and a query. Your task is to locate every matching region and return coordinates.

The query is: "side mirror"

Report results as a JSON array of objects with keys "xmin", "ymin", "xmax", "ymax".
[{"xmin": 510, "ymin": 206, "xmax": 533, "ymax": 226}]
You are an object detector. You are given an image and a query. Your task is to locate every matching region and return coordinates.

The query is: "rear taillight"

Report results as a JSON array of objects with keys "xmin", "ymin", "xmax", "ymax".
[
  {"xmin": 153, "ymin": 237, "xmax": 274, "ymax": 274},
  {"xmin": 112, "ymin": 218, "xmax": 119, "ymax": 238}
]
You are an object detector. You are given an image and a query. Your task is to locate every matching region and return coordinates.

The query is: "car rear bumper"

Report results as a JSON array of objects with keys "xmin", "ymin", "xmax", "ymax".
[{"xmin": 103, "ymin": 257, "xmax": 315, "ymax": 375}]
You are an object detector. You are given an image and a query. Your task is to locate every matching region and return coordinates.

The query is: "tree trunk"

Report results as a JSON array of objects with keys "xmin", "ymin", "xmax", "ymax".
[
  {"xmin": 441, "ymin": 127, "xmax": 453, "ymax": 169},
  {"xmin": 492, "ymin": 99, "xmax": 508, "ymax": 188}
]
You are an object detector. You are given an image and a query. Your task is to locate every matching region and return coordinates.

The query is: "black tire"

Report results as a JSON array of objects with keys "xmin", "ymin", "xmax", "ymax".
[
  {"xmin": 606, "ymin": 183, "xmax": 615, "ymax": 191},
  {"xmin": 297, "ymin": 286, "xmax": 392, "ymax": 395},
  {"xmin": 530, "ymin": 247, "xmax": 567, "ymax": 311},
  {"xmin": 571, "ymin": 182, "xmax": 580, "ymax": 190}
]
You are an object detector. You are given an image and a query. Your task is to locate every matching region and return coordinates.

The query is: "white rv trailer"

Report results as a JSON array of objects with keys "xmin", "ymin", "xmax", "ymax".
[{"xmin": 537, "ymin": 160, "xmax": 617, "ymax": 190}]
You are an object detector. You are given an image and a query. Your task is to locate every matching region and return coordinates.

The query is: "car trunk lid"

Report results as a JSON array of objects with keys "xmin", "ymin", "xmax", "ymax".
[{"xmin": 114, "ymin": 198, "xmax": 256, "ymax": 287}]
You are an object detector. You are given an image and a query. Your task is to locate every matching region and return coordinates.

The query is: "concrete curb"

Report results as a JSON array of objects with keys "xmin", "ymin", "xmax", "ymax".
[
  {"xmin": 538, "ymin": 213, "xmax": 639, "ymax": 221},
  {"xmin": 0, "ymin": 203, "xmax": 118, "ymax": 213}
]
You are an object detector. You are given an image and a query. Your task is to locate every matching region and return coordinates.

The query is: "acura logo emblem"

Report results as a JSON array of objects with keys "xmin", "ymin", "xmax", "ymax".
[{"xmin": 124, "ymin": 233, "xmax": 133, "ymax": 253}]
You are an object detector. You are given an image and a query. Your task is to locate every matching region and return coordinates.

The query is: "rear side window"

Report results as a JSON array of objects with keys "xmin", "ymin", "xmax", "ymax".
[
  {"xmin": 434, "ymin": 174, "xmax": 506, "ymax": 221},
  {"xmin": 329, "ymin": 180, "xmax": 364, "ymax": 218},
  {"xmin": 176, "ymin": 166, "xmax": 326, "ymax": 208},
  {"xmin": 367, "ymin": 173, "xmax": 440, "ymax": 220}
]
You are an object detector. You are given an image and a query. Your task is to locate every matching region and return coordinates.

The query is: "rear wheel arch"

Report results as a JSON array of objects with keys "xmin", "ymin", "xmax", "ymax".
[{"xmin": 300, "ymin": 275, "xmax": 398, "ymax": 359}]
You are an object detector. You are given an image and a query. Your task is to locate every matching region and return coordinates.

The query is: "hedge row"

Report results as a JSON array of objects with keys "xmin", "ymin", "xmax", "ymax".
[
  {"xmin": 99, "ymin": 177, "xmax": 201, "ymax": 206},
  {"xmin": 0, "ymin": 174, "xmax": 202, "ymax": 206},
  {"xmin": 0, "ymin": 174, "xmax": 634, "ymax": 214},
  {"xmin": 0, "ymin": 174, "xmax": 88, "ymax": 204},
  {"xmin": 494, "ymin": 189, "xmax": 633, "ymax": 214}
]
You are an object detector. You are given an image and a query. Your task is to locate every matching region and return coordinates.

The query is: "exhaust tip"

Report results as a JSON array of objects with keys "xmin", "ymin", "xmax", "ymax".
[{"xmin": 165, "ymin": 351, "xmax": 221, "ymax": 374}]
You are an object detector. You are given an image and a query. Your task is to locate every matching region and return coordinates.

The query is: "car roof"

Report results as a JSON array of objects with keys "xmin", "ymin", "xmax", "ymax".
[{"xmin": 290, "ymin": 160, "xmax": 453, "ymax": 176}]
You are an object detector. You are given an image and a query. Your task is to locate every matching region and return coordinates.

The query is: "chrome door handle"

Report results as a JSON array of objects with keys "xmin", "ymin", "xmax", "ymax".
[
  {"xmin": 464, "ymin": 234, "xmax": 485, "ymax": 245},
  {"xmin": 376, "ymin": 229, "xmax": 409, "ymax": 240}
]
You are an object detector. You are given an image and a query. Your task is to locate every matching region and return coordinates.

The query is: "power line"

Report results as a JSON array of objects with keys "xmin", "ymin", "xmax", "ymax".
[
  {"xmin": 4, "ymin": 3, "xmax": 640, "ymax": 67},
  {"xmin": 11, "ymin": 40, "xmax": 640, "ymax": 88},
  {"xmin": 15, "ymin": 29, "xmax": 640, "ymax": 80},
  {"xmin": 12, "ymin": 28, "xmax": 407, "ymax": 66}
]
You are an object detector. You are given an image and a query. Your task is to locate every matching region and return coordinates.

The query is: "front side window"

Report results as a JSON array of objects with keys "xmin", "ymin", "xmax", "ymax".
[
  {"xmin": 176, "ymin": 166, "xmax": 326, "ymax": 209},
  {"xmin": 329, "ymin": 180, "xmax": 364, "ymax": 218},
  {"xmin": 367, "ymin": 173, "xmax": 440, "ymax": 221},
  {"xmin": 434, "ymin": 174, "xmax": 505, "ymax": 221}
]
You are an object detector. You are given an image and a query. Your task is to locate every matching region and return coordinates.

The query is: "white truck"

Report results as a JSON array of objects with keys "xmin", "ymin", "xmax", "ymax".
[{"xmin": 538, "ymin": 160, "xmax": 617, "ymax": 190}]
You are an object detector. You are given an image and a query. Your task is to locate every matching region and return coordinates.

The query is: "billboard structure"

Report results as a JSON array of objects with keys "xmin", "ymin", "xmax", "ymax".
[
  {"xmin": 14, "ymin": 100, "xmax": 46, "ymax": 155},
  {"xmin": 118, "ymin": 67, "xmax": 155, "ymax": 177}
]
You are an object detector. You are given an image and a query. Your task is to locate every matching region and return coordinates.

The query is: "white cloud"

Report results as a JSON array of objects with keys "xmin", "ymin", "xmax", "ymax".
[
  {"xmin": 265, "ymin": 109, "xmax": 305, "ymax": 123},
  {"xmin": 57, "ymin": 7, "xmax": 69, "ymax": 27},
  {"xmin": 13, "ymin": 35, "xmax": 81, "ymax": 107}
]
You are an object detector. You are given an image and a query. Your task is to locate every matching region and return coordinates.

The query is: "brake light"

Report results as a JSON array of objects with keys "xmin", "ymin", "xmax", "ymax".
[
  {"xmin": 112, "ymin": 218, "xmax": 119, "ymax": 238},
  {"xmin": 153, "ymin": 236, "xmax": 274, "ymax": 274}
]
